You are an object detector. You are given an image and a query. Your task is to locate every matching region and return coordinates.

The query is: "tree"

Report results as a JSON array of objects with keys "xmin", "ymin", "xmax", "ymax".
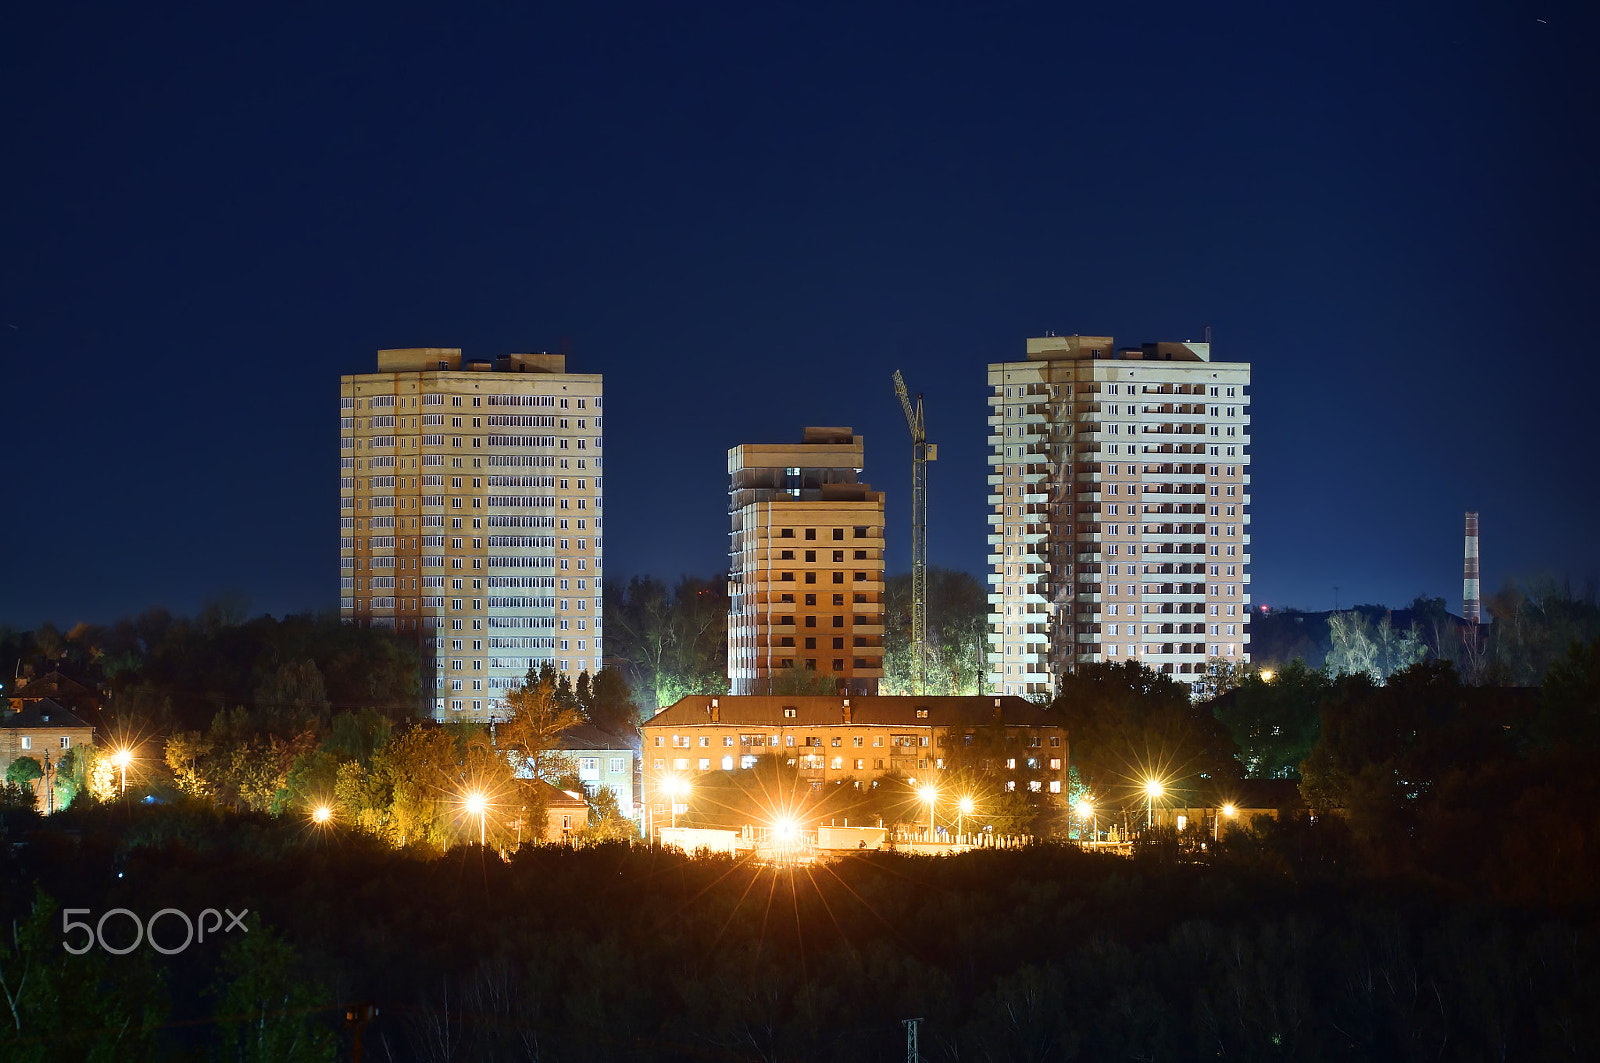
[
  {"xmin": 1209, "ymin": 659, "xmax": 1329, "ymax": 779},
  {"xmin": 1325, "ymin": 610, "xmax": 1425, "ymax": 683},
  {"xmin": 51, "ymin": 748, "xmax": 90, "ymax": 809},
  {"xmin": 211, "ymin": 923, "xmax": 336, "ymax": 1062},
  {"xmin": 1051, "ymin": 661, "xmax": 1241, "ymax": 813},
  {"xmin": 500, "ymin": 666, "xmax": 582, "ymax": 784},
  {"xmin": 604, "ymin": 575, "xmax": 730, "ymax": 713},
  {"xmin": 882, "ymin": 567, "xmax": 989, "ymax": 694},
  {"xmin": 1299, "ymin": 660, "xmax": 1510, "ymax": 867},
  {"xmin": 164, "ymin": 730, "xmax": 215, "ymax": 798},
  {"xmin": 4, "ymin": 757, "xmax": 42, "ymax": 789},
  {"xmin": 759, "ymin": 667, "xmax": 845, "ymax": 696},
  {"xmin": 0, "ymin": 888, "xmax": 166, "ymax": 1061},
  {"xmin": 380, "ymin": 726, "xmax": 466, "ymax": 849},
  {"xmin": 334, "ymin": 723, "xmax": 516, "ymax": 850},
  {"xmin": 252, "ymin": 658, "xmax": 332, "ymax": 733},
  {"xmin": 1538, "ymin": 633, "xmax": 1600, "ymax": 747},
  {"xmin": 0, "ymin": 782, "xmax": 36, "ymax": 811},
  {"xmin": 579, "ymin": 784, "xmax": 636, "ymax": 841},
  {"xmin": 1483, "ymin": 578, "xmax": 1600, "ymax": 686},
  {"xmin": 579, "ymin": 668, "xmax": 643, "ymax": 735}
]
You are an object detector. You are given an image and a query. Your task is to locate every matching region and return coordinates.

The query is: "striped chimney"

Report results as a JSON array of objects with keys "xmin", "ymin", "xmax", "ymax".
[{"xmin": 1463, "ymin": 511, "xmax": 1480, "ymax": 624}]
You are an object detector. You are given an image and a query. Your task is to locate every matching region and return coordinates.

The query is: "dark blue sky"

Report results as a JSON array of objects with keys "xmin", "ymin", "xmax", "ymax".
[{"xmin": 4, "ymin": 1, "xmax": 1596, "ymax": 627}]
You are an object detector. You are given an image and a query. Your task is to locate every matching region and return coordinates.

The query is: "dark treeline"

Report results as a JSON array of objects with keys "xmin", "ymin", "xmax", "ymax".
[
  {"xmin": 5, "ymin": 602, "xmax": 1600, "ymax": 1059},
  {"xmin": 1, "ymin": 606, "xmax": 423, "ymax": 732},
  {"xmin": 0, "ymin": 609, "xmax": 640, "ymax": 836},
  {"xmin": 3, "ymin": 805, "xmax": 1598, "ymax": 1061},
  {"xmin": 603, "ymin": 574, "xmax": 730, "ymax": 715},
  {"xmin": 1253, "ymin": 579, "xmax": 1600, "ymax": 686},
  {"xmin": 1056, "ymin": 643, "xmax": 1600, "ymax": 907}
]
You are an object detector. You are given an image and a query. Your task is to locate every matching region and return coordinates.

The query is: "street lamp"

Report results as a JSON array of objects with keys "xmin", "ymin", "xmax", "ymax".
[
  {"xmin": 1144, "ymin": 778, "xmax": 1164, "ymax": 830},
  {"xmin": 463, "ymin": 790, "xmax": 488, "ymax": 847},
  {"xmin": 918, "ymin": 785, "xmax": 938, "ymax": 842},
  {"xmin": 1260, "ymin": 669, "xmax": 1277, "ymax": 683},
  {"xmin": 1216, "ymin": 802, "xmax": 1236, "ymax": 842},
  {"xmin": 1075, "ymin": 800, "xmax": 1094, "ymax": 845},
  {"xmin": 662, "ymin": 776, "xmax": 690, "ymax": 829},
  {"xmin": 112, "ymin": 748, "xmax": 133, "ymax": 795},
  {"xmin": 311, "ymin": 805, "xmax": 333, "ymax": 825},
  {"xmin": 958, "ymin": 796, "xmax": 974, "ymax": 843}
]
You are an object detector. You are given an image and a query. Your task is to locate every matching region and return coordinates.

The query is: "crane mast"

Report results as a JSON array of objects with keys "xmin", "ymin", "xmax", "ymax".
[{"xmin": 892, "ymin": 371, "xmax": 936, "ymax": 693}]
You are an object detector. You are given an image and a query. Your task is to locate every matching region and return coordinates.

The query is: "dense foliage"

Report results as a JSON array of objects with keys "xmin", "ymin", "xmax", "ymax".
[
  {"xmin": 1, "ymin": 607, "xmax": 423, "ymax": 731},
  {"xmin": 880, "ymin": 567, "xmax": 989, "ymax": 694},
  {"xmin": 4, "ymin": 601, "xmax": 1600, "ymax": 1058},
  {"xmin": 3, "ymin": 806, "xmax": 1598, "ymax": 1061},
  {"xmin": 1252, "ymin": 581, "xmax": 1600, "ymax": 686},
  {"xmin": 603, "ymin": 575, "xmax": 730, "ymax": 714},
  {"xmin": 1052, "ymin": 661, "xmax": 1242, "ymax": 806}
]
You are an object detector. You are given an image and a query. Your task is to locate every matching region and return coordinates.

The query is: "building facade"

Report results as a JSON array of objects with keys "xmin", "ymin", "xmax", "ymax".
[
  {"xmin": 556, "ymin": 722, "xmax": 640, "ymax": 822},
  {"xmin": 2, "ymin": 698, "xmax": 95, "ymax": 778},
  {"xmin": 341, "ymin": 348, "xmax": 603, "ymax": 719},
  {"xmin": 640, "ymin": 694, "xmax": 1067, "ymax": 826},
  {"xmin": 988, "ymin": 335, "xmax": 1251, "ymax": 695},
  {"xmin": 726, "ymin": 427, "xmax": 886, "ymax": 695}
]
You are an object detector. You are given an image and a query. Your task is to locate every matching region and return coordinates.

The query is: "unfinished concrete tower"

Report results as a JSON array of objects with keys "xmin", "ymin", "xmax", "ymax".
[
  {"xmin": 1463, "ymin": 511, "xmax": 1481, "ymax": 624},
  {"xmin": 726, "ymin": 428, "xmax": 887, "ymax": 695}
]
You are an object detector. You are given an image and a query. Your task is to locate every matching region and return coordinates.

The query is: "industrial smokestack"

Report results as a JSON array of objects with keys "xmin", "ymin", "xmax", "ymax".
[{"xmin": 1463, "ymin": 512, "xmax": 1480, "ymax": 624}]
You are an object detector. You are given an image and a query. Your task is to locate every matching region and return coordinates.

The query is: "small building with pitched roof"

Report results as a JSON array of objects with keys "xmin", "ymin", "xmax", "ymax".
[
  {"xmin": 640, "ymin": 694, "xmax": 1066, "ymax": 833},
  {"xmin": 555, "ymin": 723, "xmax": 640, "ymax": 822}
]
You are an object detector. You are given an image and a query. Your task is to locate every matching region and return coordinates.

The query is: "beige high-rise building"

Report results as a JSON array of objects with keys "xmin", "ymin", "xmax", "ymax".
[
  {"xmin": 727, "ymin": 428, "xmax": 886, "ymax": 695},
  {"xmin": 341, "ymin": 348, "xmax": 603, "ymax": 719},
  {"xmin": 988, "ymin": 336, "xmax": 1251, "ymax": 695}
]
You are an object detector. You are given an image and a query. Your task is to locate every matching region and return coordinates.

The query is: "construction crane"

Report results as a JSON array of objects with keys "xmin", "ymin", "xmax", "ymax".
[{"xmin": 892, "ymin": 371, "xmax": 936, "ymax": 693}]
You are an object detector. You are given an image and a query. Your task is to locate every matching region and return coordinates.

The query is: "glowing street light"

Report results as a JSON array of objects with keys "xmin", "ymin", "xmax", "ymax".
[
  {"xmin": 1075, "ymin": 800, "xmax": 1095, "ymax": 845},
  {"xmin": 1260, "ymin": 669, "xmax": 1277, "ymax": 683},
  {"xmin": 662, "ymin": 776, "xmax": 690, "ymax": 829},
  {"xmin": 311, "ymin": 805, "xmax": 333, "ymax": 825},
  {"xmin": 958, "ymin": 796, "xmax": 974, "ymax": 842},
  {"xmin": 463, "ymin": 790, "xmax": 489, "ymax": 846},
  {"xmin": 1144, "ymin": 778, "xmax": 1165, "ymax": 830},
  {"xmin": 918, "ymin": 785, "xmax": 938, "ymax": 842},
  {"xmin": 112, "ymin": 748, "xmax": 133, "ymax": 795},
  {"xmin": 1216, "ymin": 802, "xmax": 1237, "ymax": 842}
]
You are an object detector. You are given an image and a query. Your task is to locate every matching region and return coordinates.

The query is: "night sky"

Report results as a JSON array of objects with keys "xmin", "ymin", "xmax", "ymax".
[{"xmin": 4, "ymin": 1, "xmax": 1596, "ymax": 628}]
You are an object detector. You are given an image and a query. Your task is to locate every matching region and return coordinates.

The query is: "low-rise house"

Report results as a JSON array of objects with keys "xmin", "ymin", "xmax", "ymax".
[
  {"xmin": 641, "ymin": 694, "xmax": 1067, "ymax": 834},
  {"xmin": 2, "ymin": 698, "xmax": 96, "ymax": 809},
  {"xmin": 526, "ymin": 780, "xmax": 590, "ymax": 842},
  {"xmin": 1162, "ymin": 779, "xmax": 1306, "ymax": 838},
  {"xmin": 2, "ymin": 698, "xmax": 96, "ymax": 772},
  {"xmin": 555, "ymin": 723, "xmax": 639, "ymax": 821},
  {"xmin": 7, "ymin": 671, "xmax": 102, "ymax": 723}
]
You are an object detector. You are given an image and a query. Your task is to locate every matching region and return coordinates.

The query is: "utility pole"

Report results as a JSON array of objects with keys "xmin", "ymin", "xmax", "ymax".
[
  {"xmin": 892, "ymin": 371, "xmax": 936, "ymax": 693},
  {"xmin": 902, "ymin": 1017, "xmax": 922, "ymax": 1063},
  {"xmin": 345, "ymin": 1003, "xmax": 379, "ymax": 1063}
]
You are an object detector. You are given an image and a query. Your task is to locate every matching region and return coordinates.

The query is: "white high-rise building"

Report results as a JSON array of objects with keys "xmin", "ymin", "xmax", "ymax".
[
  {"xmin": 340, "ymin": 348, "xmax": 603, "ymax": 719},
  {"xmin": 987, "ymin": 335, "xmax": 1251, "ymax": 695}
]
